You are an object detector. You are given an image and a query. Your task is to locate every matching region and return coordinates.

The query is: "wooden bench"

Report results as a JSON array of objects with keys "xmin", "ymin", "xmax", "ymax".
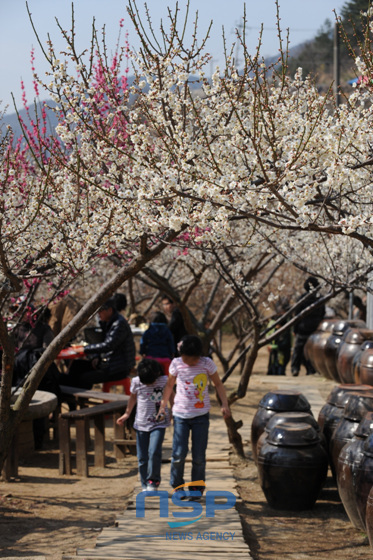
[
  {"xmin": 58, "ymin": 397, "xmax": 136, "ymax": 477},
  {"xmin": 49, "ymin": 385, "xmax": 133, "ymax": 443},
  {"xmin": 60, "ymin": 385, "xmax": 130, "ymax": 407}
]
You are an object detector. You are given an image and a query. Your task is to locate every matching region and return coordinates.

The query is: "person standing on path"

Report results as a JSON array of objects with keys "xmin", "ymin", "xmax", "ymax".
[
  {"xmin": 158, "ymin": 335, "xmax": 230, "ymax": 499},
  {"xmin": 291, "ymin": 277, "xmax": 325, "ymax": 376},
  {"xmin": 161, "ymin": 295, "xmax": 187, "ymax": 353},
  {"xmin": 116, "ymin": 358, "xmax": 172, "ymax": 491},
  {"xmin": 140, "ymin": 311, "xmax": 175, "ymax": 359}
]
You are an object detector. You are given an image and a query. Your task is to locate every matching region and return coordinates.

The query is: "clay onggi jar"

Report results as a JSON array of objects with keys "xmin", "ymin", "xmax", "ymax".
[
  {"xmin": 317, "ymin": 384, "xmax": 373, "ymax": 466},
  {"xmin": 337, "ymin": 411, "xmax": 373, "ymax": 530},
  {"xmin": 354, "ymin": 432, "xmax": 373, "ymax": 530},
  {"xmin": 257, "ymin": 422, "xmax": 328, "ymax": 510},
  {"xmin": 304, "ymin": 319, "xmax": 338, "ymax": 378},
  {"xmin": 357, "ymin": 347, "xmax": 373, "ymax": 386},
  {"xmin": 329, "ymin": 392, "xmax": 373, "ymax": 480},
  {"xmin": 365, "ymin": 486, "xmax": 373, "ymax": 551},
  {"xmin": 337, "ymin": 329, "xmax": 373, "ymax": 384},
  {"xmin": 352, "ymin": 341, "xmax": 373, "ymax": 384}
]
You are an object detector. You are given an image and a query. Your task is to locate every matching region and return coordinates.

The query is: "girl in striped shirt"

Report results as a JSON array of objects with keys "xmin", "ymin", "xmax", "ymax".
[{"xmin": 116, "ymin": 358, "xmax": 172, "ymax": 491}]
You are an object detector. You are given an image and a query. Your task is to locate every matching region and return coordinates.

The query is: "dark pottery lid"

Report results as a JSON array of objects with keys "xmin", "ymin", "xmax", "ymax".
[
  {"xmin": 360, "ymin": 341, "xmax": 373, "ymax": 352},
  {"xmin": 267, "ymin": 422, "xmax": 321, "ymax": 447},
  {"xmin": 343, "ymin": 393, "xmax": 373, "ymax": 421},
  {"xmin": 355, "ymin": 411, "xmax": 373, "ymax": 438},
  {"xmin": 258, "ymin": 390, "xmax": 311, "ymax": 412},
  {"xmin": 342, "ymin": 328, "xmax": 373, "ymax": 344},
  {"xmin": 327, "ymin": 384, "xmax": 373, "ymax": 407},
  {"xmin": 332, "ymin": 320, "xmax": 366, "ymax": 336},
  {"xmin": 316, "ymin": 319, "xmax": 339, "ymax": 333},
  {"xmin": 265, "ymin": 412, "xmax": 319, "ymax": 433}
]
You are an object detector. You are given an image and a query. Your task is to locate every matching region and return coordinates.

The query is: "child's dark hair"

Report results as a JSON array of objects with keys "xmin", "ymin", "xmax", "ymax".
[
  {"xmin": 178, "ymin": 335, "xmax": 203, "ymax": 357},
  {"xmin": 137, "ymin": 358, "xmax": 163, "ymax": 385},
  {"xmin": 151, "ymin": 311, "xmax": 168, "ymax": 324}
]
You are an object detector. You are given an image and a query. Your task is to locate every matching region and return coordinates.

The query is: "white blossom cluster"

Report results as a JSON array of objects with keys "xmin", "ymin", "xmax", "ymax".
[{"xmin": 3, "ymin": 9, "xmax": 373, "ymax": 289}]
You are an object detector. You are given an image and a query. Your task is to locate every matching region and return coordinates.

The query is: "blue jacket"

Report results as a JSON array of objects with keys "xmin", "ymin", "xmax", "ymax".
[{"xmin": 140, "ymin": 322, "xmax": 175, "ymax": 358}]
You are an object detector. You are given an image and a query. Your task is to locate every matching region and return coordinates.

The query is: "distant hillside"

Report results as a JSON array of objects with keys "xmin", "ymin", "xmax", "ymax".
[
  {"xmin": 0, "ymin": 47, "xmax": 318, "ymax": 140},
  {"xmin": 285, "ymin": 1, "xmax": 371, "ymax": 91},
  {"xmin": 264, "ymin": 41, "xmax": 309, "ymax": 67}
]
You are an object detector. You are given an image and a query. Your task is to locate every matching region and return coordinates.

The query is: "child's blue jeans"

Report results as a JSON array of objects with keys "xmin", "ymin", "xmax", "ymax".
[
  {"xmin": 136, "ymin": 427, "xmax": 165, "ymax": 489},
  {"xmin": 170, "ymin": 413, "xmax": 209, "ymax": 491}
]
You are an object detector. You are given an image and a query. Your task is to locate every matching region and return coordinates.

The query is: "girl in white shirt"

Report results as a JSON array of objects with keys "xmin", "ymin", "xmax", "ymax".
[{"xmin": 158, "ymin": 335, "xmax": 230, "ymax": 499}]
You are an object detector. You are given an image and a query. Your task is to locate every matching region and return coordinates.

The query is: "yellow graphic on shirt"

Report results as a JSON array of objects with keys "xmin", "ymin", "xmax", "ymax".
[{"xmin": 193, "ymin": 373, "xmax": 207, "ymax": 408}]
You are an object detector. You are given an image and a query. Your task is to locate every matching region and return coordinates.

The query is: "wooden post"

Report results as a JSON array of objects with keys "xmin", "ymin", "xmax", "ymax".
[
  {"xmin": 58, "ymin": 416, "xmax": 72, "ymax": 475},
  {"xmin": 94, "ymin": 414, "xmax": 105, "ymax": 468},
  {"xmin": 75, "ymin": 418, "xmax": 89, "ymax": 477}
]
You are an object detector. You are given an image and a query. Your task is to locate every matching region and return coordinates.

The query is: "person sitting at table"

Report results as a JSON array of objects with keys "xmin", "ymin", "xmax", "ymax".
[
  {"xmin": 12, "ymin": 305, "xmax": 60, "ymax": 449},
  {"xmin": 60, "ymin": 297, "xmax": 136, "ymax": 389}
]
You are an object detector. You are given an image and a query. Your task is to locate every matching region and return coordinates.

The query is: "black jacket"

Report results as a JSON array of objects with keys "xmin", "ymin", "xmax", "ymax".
[
  {"xmin": 169, "ymin": 308, "xmax": 187, "ymax": 346},
  {"xmin": 84, "ymin": 311, "xmax": 136, "ymax": 375},
  {"xmin": 293, "ymin": 292, "xmax": 325, "ymax": 336}
]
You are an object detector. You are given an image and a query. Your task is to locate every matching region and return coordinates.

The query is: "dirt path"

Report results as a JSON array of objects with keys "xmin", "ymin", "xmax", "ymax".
[{"xmin": 0, "ymin": 445, "xmax": 138, "ymax": 559}]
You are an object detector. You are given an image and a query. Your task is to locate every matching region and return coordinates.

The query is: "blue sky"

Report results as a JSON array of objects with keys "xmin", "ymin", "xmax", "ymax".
[{"xmin": 1, "ymin": 0, "xmax": 346, "ymax": 112}]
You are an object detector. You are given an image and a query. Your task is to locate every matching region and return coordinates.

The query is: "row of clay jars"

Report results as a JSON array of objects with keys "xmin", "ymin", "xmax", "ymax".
[
  {"xmin": 305, "ymin": 319, "xmax": 366, "ymax": 381},
  {"xmin": 319, "ymin": 386, "xmax": 373, "ymax": 541},
  {"xmin": 329, "ymin": 392, "xmax": 373, "ymax": 481},
  {"xmin": 337, "ymin": 411, "xmax": 373, "ymax": 530},
  {"xmin": 317, "ymin": 384, "xmax": 373, "ymax": 475},
  {"xmin": 257, "ymin": 422, "xmax": 328, "ymax": 510},
  {"xmin": 251, "ymin": 390, "xmax": 312, "ymax": 464}
]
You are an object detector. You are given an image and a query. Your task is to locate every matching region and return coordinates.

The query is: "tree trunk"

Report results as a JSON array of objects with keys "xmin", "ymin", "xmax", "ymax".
[
  {"xmin": 236, "ymin": 334, "xmax": 260, "ymax": 399},
  {"xmin": 224, "ymin": 415, "xmax": 244, "ymax": 457},
  {"xmin": 221, "ymin": 326, "xmax": 260, "ymax": 457},
  {"xmin": 0, "ymin": 315, "xmax": 17, "ymax": 473}
]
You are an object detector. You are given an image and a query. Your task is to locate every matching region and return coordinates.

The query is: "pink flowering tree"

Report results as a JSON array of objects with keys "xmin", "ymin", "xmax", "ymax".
[{"xmin": 0, "ymin": 11, "xmax": 186, "ymax": 472}]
